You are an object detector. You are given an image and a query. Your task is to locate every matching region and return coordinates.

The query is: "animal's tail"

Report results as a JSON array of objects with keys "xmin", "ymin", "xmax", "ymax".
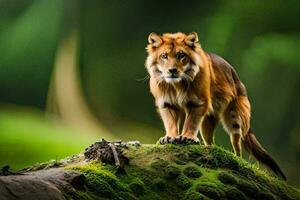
[{"xmin": 242, "ymin": 129, "xmax": 287, "ymax": 180}]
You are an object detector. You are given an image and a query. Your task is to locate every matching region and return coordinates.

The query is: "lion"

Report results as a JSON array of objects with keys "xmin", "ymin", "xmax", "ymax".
[{"xmin": 145, "ymin": 32, "xmax": 286, "ymax": 180}]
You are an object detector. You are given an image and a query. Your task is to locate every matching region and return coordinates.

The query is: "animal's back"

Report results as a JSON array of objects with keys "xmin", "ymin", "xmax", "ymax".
[{"xmin": 208, "ymin": 53, "xmax": 248, "ymax": 114}]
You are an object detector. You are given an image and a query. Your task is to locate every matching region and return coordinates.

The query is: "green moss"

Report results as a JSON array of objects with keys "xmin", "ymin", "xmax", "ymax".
[
  {"xmin": 67, "ymin": 162, "xmax": 129, "ymax": 199},
  {"xmin": 236, "ymin": 179, "xmax": 260, "ymax": 198},
  {"xmin": 183, "ymin": 166, "xmax": 202, "ymax": 178},
  {"xmin": 150, "ymin": 158, "xmax": 169, "ymax": 170},
  {"xmin": 195, "ymin": 183, "xmax": 226, "ymax": 199},
  {"xmin": 164, "ymin": 164, "xmax": 181, "ymax": 179},
  {"xmin": 257, "ymin": 192, "xmax": 276, "ymax": 200},
  {"xmin": 173, "ymin": 153, "xmax": 189, "ymax": 165},
  {"xmin": 224, "ymin": 188, "xmax": 247, "ymax": 200},
  {"xmin": 175, "ymin": 174, "xmax": 192, "ymax": 190},
  {"xmin": 91, "ymin": 179, "xmax": 115, "ymax": 198},
  {"xmin": 152, "ymin": 178, "xmax": 167, "ymax": 191},
  {"xmin": 217, "ymin": 172, "xmax": 237, "ymax": 185},
  {"xmin": 129, "ymin": 178, "xmax": 145, "ymax": 196},
  {"xmin": 184, "ymin": 191, "xmax": 209, "ymax": 200},
  {"xmin": 24, "ymin": 159, "xmax": 65, "ymax": 171},
  {"xmin": 63, "ymin": 144, "xmax": 300, "ymax": 200},
  {"xmin": 69, "ymin": 162, "xmax": 126, "ymax": 190},
  {"xmin": 117, "ymin": 192, "xmax": 137, "ymax": 200}
]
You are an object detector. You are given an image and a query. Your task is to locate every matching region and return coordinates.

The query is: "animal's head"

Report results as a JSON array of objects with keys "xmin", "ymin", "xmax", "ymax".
[{"xmin": 145, "ymin": 32, "xmax": 204, "ymax": 84}]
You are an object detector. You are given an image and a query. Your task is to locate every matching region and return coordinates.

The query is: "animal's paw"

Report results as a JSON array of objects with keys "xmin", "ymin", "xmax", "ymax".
[
  {"xmin": 174, "ymin": 135, "xmax": 200, "ymax": 145},
  {"xmin": 157, "ymin": 136, "xmax": 176, "ymax": 145}
]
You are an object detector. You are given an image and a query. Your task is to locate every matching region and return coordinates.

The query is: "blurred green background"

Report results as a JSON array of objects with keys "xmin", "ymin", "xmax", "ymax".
[{"xmin": 0, "ymin": 0, "xmax": 299, "ymax": 186}]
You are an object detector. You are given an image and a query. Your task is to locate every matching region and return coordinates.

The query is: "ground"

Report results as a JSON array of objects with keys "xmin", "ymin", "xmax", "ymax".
[{"xmin": 0, "ymin": 143, "xmax": 299, "ymax": 200}]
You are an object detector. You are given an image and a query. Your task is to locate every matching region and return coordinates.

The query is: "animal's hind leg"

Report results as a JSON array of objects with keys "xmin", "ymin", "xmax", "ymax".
[
  {"xmin": 200, "ymin": 114, "xmax": 219, "ymax": 146},
  {"xmin": 230, "ymin": 133, "xmax": 242, "ymax": 156},
  {"xmin": 222, "ymin": 102, "xmax": 244, "ymax": 157}
]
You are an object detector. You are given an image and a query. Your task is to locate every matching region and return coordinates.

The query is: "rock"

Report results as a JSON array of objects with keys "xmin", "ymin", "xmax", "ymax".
[
  {"xmin": 1, "ymin": 143, "xmax": 299, "ymax": 200},
  {"xmin": 0, "ymin": 175, "xmax": 65, "ymax": 200},
  {"xmin": 0, "ymin": 168, "xmax": 87, "ymax": 200},
  {"xmin": 61, "ymin": 171, "xmax": 86, "ymax": 190}
]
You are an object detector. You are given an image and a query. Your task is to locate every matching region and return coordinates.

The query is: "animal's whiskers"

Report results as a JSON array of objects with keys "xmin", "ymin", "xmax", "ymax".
[{"xmin": 135, "ymin": 74, "xmax": 150, "ymax": 83}]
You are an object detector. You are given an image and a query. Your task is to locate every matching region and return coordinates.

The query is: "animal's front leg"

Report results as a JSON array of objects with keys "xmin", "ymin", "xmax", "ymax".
[
  {"xmin": 157, "ymin": 106, "xmax": 181, "ymax": 144},
  {"xmin": 177, "ymin": 102, "xmax": 208, "ymax": 144}
]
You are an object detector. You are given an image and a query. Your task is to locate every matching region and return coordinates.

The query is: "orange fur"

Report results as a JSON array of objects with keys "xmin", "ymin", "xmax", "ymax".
[{"xmin": 145, "ymin": 32, "xmax": 286, "ymax": 180}]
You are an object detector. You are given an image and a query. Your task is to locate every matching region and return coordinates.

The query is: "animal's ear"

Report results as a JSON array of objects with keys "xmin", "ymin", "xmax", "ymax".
[
  {"xmin": 185, "ymin": 32, "xmax": 199, "ymax": 47},
  {"xmin": 148, "ymin": 32, "xmax": 163, "ymax": 47}
]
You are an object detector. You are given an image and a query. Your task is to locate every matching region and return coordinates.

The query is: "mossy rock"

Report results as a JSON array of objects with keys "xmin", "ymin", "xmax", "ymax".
[
  {"xmin": 175, "ymin": 174, "xmax": 192, "ymax": 190},
  {"xmin": 63, "ymin": 144, "xmax": 300, "ymax": 200},
  {"xmin": 218, "ymin": 172, "xmax": 237, "ymax": 185},
  {"xmin": 68, "ymin": 145, "xmax": 300, "ymax": 199},
  {"xmin": 129, "ymin": 179, "xmax": 145, "ymax": 196},
  {"xmin": 183, "ymin": 166, "xmax": 202, "ymax": 178},
  {"xmin": 195, "ymin": 183, "xmax": 225, "ymax": 199},
  {"xmin": 184, "ymin": 191, "xmax": 209, "ymax": 200},
  {"xmin": 2, "ymin": 144, "xmax": 299, "ymax": 200},
  {"xmin": 152, "ymin": 178, "xmax": 167, "ymax": 191},
  {"xmin": 236, "ymin": 179, "xmax": 261, "ymax": 198},
  {"xmin": 224, "ymin": 188, "xmax": 247, "ymax": 200},
  {"xmin": 163, "ymin": 164, "xmax": 181, "ymax": 179},
  {"xmin": 150, "ymin": 157, "xmax": 170, "ymax": 170},
  {"xmin": 173, "ymin": 153, "xmax": 189, "ymax": 165}
]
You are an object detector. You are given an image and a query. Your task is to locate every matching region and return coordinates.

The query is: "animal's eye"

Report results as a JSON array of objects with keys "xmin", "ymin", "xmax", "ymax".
[
  {"xmin": 161, "ymin": 53, "xmax": 168, "ymax": 60},
  {"xmin": 177, "ymin": 52, "xmax": 186, "ymax": 60}
]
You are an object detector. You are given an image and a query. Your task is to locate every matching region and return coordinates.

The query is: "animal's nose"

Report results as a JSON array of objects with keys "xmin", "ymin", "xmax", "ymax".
[{"xmin": 169, "ymin": 68, "xmax": 178, "ymax": 74}]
